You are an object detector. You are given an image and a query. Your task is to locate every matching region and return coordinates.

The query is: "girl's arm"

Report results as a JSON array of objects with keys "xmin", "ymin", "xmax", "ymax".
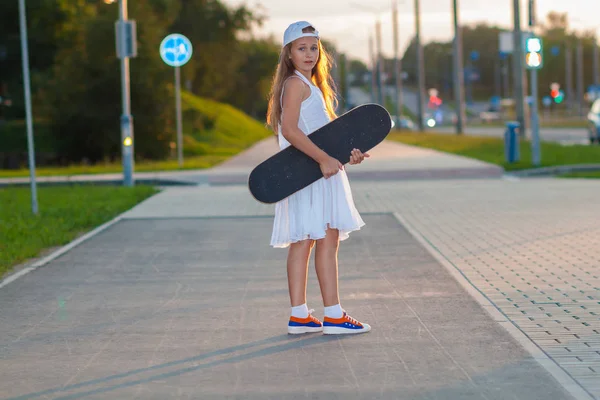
[{"xmin": 281, "ymin": 78, "xmax": 342, "ymax": 178}]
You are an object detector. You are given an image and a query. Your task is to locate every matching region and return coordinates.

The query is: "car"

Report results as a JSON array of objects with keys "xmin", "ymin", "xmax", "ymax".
[
  {"xmin": 390, "ymin": 115, "xmax": 415, "ymax": 130},
  {"xmin": 587, "ymin": 99, "xmax": 600, "ymax": 144}
]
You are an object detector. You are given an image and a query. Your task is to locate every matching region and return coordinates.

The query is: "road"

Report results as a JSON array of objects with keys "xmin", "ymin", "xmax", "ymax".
[{"xmin": 432, "ymin": 125, "xmax": 590, "ymax": 145}]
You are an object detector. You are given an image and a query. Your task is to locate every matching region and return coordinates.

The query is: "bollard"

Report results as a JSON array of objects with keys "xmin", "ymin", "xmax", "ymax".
[{"xmin": 504, "ymin": 121, "xmax": 520, "ymax": 163}]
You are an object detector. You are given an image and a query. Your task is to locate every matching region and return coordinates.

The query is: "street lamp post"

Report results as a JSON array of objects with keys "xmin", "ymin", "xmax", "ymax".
[
  {"xmin": 108, "ymin": 0, "xmax": 136, "ymax": 186},
  {"xmin": 351, "ymin": 3, "xmax": 386, "ymax": 106},
  {"xmin": 452, "ymin": 0, "xmax": 466, "ymax": 134},
  {"xmin": 512, "ymin": 0, "xmax": 526, "ymax": 136},
  {"xmin": 392, "ymin": 0, "xmax": 404, "ymax": 126},
  {"xmin": 414, "ymin": 0, "xmax": 426, "ymax": 131},
  {"xmin": 18, "ymin": 0, "xmax": 38, "ymax": 214}
]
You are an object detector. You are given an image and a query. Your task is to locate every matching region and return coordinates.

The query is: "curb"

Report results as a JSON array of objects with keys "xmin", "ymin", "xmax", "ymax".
[
  {"xmin": 0, "ymin": 178, "xmax": 197, "ymax": 188},
  {"xmin": 506, "ymin": 164, "xmax": 600, "ymax": 177}
]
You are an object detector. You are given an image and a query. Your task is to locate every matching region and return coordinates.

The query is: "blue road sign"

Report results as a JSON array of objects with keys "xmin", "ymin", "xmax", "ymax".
[
  {"xmin": 470, "ymin": 50, "xmax": 479, "ymax": 61},
  {"xmin": 160, "ymin": 34, "xmax": 193, "ymax": 67},
  {"xmin": 551, "ymin": 46, "xmax": 560, "ymax": 56}
]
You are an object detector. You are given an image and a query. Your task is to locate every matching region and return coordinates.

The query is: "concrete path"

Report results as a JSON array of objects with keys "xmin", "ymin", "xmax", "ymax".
[
  {"xmin": 1, "ymin": 139, "xmax": 598, "ymax": 399},
  {"xmin": 0, "ymin": 208, "xmax": 585, "ymax": 400}
]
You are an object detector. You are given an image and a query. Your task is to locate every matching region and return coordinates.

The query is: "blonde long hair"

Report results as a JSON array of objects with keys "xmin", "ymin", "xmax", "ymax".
[{"xmin": 266, "ymin": 29, "xmax": 338, "ymax": 134}]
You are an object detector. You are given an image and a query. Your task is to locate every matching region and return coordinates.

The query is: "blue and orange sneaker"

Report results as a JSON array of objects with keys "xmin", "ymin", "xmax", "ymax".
[
  {"xmin": 323, "ymin": 311, "xmax": 371, "ymax": 335},
  {"xmin": 288, "ymin": 309, "xmax": 323, "ymax": 334}
]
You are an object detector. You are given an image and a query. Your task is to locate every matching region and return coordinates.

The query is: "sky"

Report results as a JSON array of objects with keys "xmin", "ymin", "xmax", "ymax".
[{"xmin": 224, "ymin": 0, "xmax": 600, "ymax": 64}]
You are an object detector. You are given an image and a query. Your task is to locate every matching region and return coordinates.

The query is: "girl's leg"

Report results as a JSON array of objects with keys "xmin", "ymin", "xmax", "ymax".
[
  {"xmin": 287, "ymin": 239, "xmax": 315, "ymax": 307},
  {"xmin": 315, "ymin": 227, "xmax": 371, "ymax": 334},
  {"xmin": 314, "ymin": 228, "xmax": 340, "ymax": 307}
]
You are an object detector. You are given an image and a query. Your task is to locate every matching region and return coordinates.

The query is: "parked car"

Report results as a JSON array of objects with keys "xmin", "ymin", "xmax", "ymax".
[
  {"xmin": 390, "ymin": 115, "xmax": 415, "ymax": 130},
  {"xmin": 587, "ymin": 99, "xmax": 600, "ymax": 144}
]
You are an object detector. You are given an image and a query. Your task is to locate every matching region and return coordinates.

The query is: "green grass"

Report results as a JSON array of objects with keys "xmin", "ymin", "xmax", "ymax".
[
  {"xmin": 388, "ymin": 130, "xmax": 600, "ymax": 171},
  {"xmin": 0, "ymin": 92, "xmax": 272, "ymax": 178},
  {"xmin": 0, "ymin": 185, "xmax": 159, "ymax": 278},
  {"xmin": 0, "ymin": 156, "xmax": 229, "ymax": 178}
]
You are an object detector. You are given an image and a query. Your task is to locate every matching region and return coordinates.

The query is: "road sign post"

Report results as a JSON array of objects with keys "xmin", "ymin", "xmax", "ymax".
[
  {"xmin": 160, "ymin": 34, "xmax": 193, "ymax": 168},
  {"xmin": 525, "ymin": 36, "xmax": 542, "ymax": 166}
]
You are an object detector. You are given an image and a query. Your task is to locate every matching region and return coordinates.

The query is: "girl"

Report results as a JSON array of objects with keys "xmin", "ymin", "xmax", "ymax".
[{"xmin": 266, "ymin": 21, "xmax": 371, "ymax": 335}]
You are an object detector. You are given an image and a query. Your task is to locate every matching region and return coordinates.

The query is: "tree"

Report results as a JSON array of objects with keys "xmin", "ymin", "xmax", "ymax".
[
  {"xmin": 226, "ymin": 38, "xmax": 280, "ymax": 120},
  {"xmin": 38, "ymin": 0, "xmax": 174, "ymax": 162},
  {"xmin": 399, "ymin": 14, "xmax": 598, "ymax": 102},
  {"xmin": 348, "ymin": 60, "xmax": 368, "ymax": 86},
  {"xmin": 169, "ymin": 0, "xmax": 265, "ymax": 102},
  {"xmin": 0, "ymin": 0, "xmax": 66, "ymax": 119},
  {"xmin": 539, "ymin": 11, "xmax": 597, "ymax": 105}
]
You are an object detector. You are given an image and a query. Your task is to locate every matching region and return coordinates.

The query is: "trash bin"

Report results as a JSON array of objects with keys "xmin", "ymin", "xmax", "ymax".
[{"xmin": 504, "ymin": 121, "xmax": 520, "ymax": 163}]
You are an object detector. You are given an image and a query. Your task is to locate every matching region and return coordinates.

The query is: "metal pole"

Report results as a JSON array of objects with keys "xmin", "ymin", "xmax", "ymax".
[
  {"xmin": 512, "ymin": 0, "xmax": 526, "ymax": 137},
  {"xmin": 392, "ymin": 0, "xmax": 403, "ymax": 124},
  {"xmin": 593, "ymin": 36, "xmax": 599, "ymax": 87},
  {"xmin": 452, "ymin": 0, "xmax": 466, "ymax": 134},
  {"xmin": 503, "ymin": 56, "xmax": 510, "ymax": 98},
  {"xmin": 175, "ymin": 66, "xmax": 183, "ymax": 167},
  {"xmin": 576, "ymin": 40, "xmax": 584, "ymax": 117},
  {"xmin": 414, "ymin": 0, "xmax": 425, "ymax": 131},
  {"xmin": 530, "ymin": 68, "xmax": 540, "ymax": 166},
  {"xmin": 341, "ymin": 53, "xmax": 349, "ymax": 112},
  {"xmin": 376, "ymin": 20, "xmax": 384, "ymax": 105},
  {"xmin": 495, "ymin": 62, "xmax": 501, "ymax": 98},
  {"xmin": 119, "ymin": 0, "xmax": 134, "ymax": 186},
  {"xmin": 18, "ymin": 0, "xmax": 38, "ymax": 215},
  {"xmin": 565, "ymin": 45, "xmax": 574, "ymax": 114},
  {"xmin": 369, "ymin": 35, "xmax": 377, "ymax": 103}
]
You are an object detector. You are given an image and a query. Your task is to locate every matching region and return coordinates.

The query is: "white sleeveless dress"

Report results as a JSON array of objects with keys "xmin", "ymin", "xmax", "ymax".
[{"xmin": 270, "ymin": 70, "xmax": 365, "ymax": 248}]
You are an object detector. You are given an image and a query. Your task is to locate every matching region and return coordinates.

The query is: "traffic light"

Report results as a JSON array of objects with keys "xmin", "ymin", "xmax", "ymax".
[
  {"xmin": 554, "ymin": 90, "xmax": 564, "ymax": 104},
  {"xmin": 549, "ymin": 83, "xmax": 564, "ymax": 104},
  {"xmin": 525, "ymin": 37, "xmax": 543, "ymax": 69},
  {"xmin": 550, "ymin": 90, "xmax": 564, "ymax": 104}
]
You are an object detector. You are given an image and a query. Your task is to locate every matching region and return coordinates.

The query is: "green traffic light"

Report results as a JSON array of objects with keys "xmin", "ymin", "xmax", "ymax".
[{"xmin": 555, "ymin": 93, "xmax": 564, "ymax": 104}]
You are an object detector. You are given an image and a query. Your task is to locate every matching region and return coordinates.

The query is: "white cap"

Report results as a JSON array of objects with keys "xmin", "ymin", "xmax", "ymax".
[{"xmin": 282, "ymin": 21, "xmax": 320, "ymax": 47}]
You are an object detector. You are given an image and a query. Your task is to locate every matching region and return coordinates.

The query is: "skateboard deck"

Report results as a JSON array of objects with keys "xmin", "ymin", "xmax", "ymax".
[{"xmin": 248, "ymin": 103, "xmax": 392, "ymax": 204}]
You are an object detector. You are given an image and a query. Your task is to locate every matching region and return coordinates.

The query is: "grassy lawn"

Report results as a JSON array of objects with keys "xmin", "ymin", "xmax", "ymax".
[
  {"xmin": 0, "ymin": 185, "xmax": 159, "ymax": 278},
  {"xmin": 1, "ymin": 91, "xmax": 272, "ymax": 179},
  {"xmin": 388, "ymin": 130, "xmax": 600, "ymax": 171},
  {"xmin": 0, "ymin": 155, "xmax": 229, "ymax": 178}
]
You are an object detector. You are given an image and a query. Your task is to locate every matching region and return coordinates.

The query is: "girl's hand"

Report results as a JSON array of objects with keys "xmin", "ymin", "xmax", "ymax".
[
  {"xmin": 319, "ymin": 156, "xmax": 343, "ymax": 179},
  {"xmin": 349, "ymin": 148, "xmax": 370, "ymax": 165}
]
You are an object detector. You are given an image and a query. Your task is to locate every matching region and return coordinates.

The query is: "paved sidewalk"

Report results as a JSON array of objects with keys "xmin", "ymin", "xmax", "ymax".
[
  {"xmin": 1, "ymin": 141, "xmax": 598, "ymax": 399},
  {"xmin": 0, "ymin": 211, "xmax": 582, "ymax": 399}
]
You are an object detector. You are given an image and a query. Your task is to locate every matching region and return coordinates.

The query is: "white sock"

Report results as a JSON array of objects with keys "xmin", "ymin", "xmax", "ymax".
[
  {"xmin": 324, "ymin": 304, "xmax": 343, "ymax": 319},
  {"xmin": 291, "ymin": 303, "xmax": 309, "ymax": 318}
]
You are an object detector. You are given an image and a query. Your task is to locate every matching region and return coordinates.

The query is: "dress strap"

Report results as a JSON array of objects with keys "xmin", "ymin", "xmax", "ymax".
[
  {"xmin": 293, "ymin": 70, "xmax": 313, "ymax": 86},
  {"xmin": 280, "ymin": 71, "xmax": 312, "ymax": 108}
]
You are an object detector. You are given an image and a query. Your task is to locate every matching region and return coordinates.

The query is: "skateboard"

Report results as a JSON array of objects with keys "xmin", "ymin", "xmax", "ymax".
[{"xmin": 248, "ymin": 103, "xmax": 392, "ymax": 204}]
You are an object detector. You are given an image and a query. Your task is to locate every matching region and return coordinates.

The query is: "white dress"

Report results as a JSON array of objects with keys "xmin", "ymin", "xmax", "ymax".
[{"xmin": 270, "ymin": 70, "xmax": 365, "ymax": 248}]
